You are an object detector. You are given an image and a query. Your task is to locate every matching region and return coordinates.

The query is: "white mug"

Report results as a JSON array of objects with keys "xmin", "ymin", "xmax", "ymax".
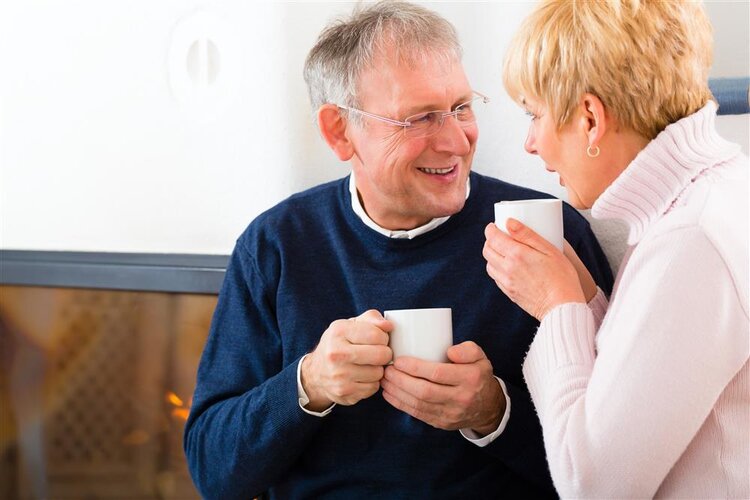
[
  {"xmin": 384, "ymin": 308, "xmax": 453, "ymax": 363},
  {"xmin": 494, "ymin": 199, "xmax": 564, "ymax": 251}
]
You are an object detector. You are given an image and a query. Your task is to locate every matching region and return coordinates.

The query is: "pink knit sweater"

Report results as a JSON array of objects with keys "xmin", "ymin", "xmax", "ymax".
[{"xmin": 523, "ymin": 102, "xmax": 749, "ymax": 498}]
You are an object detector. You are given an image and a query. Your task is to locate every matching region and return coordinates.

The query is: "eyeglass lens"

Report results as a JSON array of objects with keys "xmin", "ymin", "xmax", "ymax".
[{"xmin": 403, "ymin": 98, "xmax": 481, "ymax": 138}]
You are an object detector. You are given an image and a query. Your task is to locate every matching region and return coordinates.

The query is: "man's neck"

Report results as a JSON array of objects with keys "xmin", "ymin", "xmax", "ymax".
[{"xmin": 348, "ymin": 172, "xmax": 470, "ymax": 239}]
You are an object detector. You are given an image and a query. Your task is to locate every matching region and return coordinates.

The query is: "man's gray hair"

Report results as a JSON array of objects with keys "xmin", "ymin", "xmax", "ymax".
[{"xmin": 303, "ymin": 1, "xmax": 462, "ymax": 118}]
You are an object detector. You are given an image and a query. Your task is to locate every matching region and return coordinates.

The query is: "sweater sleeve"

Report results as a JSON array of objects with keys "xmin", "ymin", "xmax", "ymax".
[
  {"xmin": 183, "ymin": 242, "xmax": 326, "ymax": 499},
  {"xmin": 587, "ymin": 288, "xmax": 609, "ymax": 330},
  {"xmin": 473, "ymin": 206, "xmax": 613, "ymax": 493},
  {"xmin": 523, "ymin": 228, "xmax": 749, "ymax": 498}
]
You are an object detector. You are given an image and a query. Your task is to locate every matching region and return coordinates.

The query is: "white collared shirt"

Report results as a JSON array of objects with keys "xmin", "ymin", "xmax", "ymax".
[
  {"xmin": 296, "ymin": 172, "xmax": 511, "ymax": 447},
  {"xmin": 348, "ymin": 170, "xmax": 469, "ymax": 239}
]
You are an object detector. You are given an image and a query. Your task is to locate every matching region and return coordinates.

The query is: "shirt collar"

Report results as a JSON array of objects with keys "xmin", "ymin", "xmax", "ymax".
[
  {"xmin": 349, "ymin": 171, "xmax": 471, "ymax": 239},
  {"xmin": 591, "ymin": 101, "xmax": 741, "ymax": 244}
]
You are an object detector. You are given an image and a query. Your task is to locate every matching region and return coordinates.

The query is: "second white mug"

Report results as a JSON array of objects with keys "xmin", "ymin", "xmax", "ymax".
[{"xmin": 494, "ymin": 198, "xmax": 564, "ymax": 251}]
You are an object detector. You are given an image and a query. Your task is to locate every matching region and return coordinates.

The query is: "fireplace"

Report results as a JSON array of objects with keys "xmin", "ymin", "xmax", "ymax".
[{"xmin": 0, "ymin": 285, "xmax": 216, "ymax": 499}]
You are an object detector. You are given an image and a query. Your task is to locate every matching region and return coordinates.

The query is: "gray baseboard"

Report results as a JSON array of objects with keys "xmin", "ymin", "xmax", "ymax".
[{"xmin": 0, "ymin": 250, "xmax": 228, "ymax": 294}]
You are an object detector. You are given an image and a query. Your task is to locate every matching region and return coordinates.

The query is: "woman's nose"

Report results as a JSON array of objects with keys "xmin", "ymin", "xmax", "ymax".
[{"xmin": 524, "ymin": 126, "xmax": 538, "ymax": 155}]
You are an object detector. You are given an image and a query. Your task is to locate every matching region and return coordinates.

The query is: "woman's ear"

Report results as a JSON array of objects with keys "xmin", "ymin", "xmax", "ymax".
[
  {"xmin": 318, "ymin": 104, "xmax": 354, "ymax": 161},
  {"xmin": 580, "ymin": 93, "xmax": 607, "ymax": 149}
]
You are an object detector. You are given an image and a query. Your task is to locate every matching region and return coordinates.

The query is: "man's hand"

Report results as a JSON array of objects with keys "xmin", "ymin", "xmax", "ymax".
[
  {"xmin": 301, "ymin": 309, "xmax": 393, "ymax": 411},
  {"xmin": 380, "ymin": 341, "xmax": 505, "ymax": 436}
]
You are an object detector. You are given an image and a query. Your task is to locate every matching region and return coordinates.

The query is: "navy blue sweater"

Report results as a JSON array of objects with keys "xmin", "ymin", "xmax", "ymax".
[{"xmin": 185, "ymin": 172, "xmax": 613, "ymax": 499}]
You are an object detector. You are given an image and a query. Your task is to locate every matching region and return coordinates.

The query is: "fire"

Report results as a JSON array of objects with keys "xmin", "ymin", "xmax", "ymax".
[
  {"xmin": 166, "ymin": 391, "xmax": 190, "ymax": 421},
  {"xmin": 122, "ymin": 391, "xmax": 192, "ymax": 446},
  {"xmin": 171, "ymin": 408, "xmax": 190, "ymax": 420},
  {"xmin": 166, "ymin": 392, "xmax": 184, "ymax": 407}
]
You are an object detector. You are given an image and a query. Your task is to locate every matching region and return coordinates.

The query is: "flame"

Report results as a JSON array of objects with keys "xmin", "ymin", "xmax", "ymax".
[
  {"xmin": 166, "ymin": 391, "xmax": 191, "ymax": 421},
  {"xmin": 171, "ymin": 408, "xmax": 190, "ymax": 421},
  {"xmin": 166, "ymin": 392, "xmax": 184, "ymax": 407}
]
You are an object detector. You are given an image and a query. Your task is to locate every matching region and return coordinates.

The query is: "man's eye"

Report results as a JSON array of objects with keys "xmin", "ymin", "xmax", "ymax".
[{"xmin": 410, "ymin": 113, "xmax": 435, "ymax": 124}]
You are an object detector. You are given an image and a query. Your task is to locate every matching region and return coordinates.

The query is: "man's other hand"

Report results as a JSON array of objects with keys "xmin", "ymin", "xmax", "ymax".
[
  {"xmin": 301, "ymin": 309, "xmax": 393, "ymax": 411},
  {"xmin": 380, "ymin": 341, "xmax": 505, "ymax": 435}
]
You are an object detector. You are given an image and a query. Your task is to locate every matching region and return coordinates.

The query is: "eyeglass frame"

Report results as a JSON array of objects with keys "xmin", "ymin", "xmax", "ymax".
[{"xmin": 336, "ymin": 91, "xmax": 490, "ymax": 137}]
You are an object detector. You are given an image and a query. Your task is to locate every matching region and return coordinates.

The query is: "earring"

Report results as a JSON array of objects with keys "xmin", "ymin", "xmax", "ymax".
[{"xmin": 586, "ymin": 145, "xmax": 600, "ymax": 158}]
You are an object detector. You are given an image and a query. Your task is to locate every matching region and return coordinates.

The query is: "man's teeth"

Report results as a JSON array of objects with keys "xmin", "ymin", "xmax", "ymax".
[{"xmin": 419, "ymin": 167, "xmax": 454, "ymax": 174}]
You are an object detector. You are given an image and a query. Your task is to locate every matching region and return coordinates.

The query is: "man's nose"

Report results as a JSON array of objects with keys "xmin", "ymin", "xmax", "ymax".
[{"xmin": 432, "ymin": 115, "xmax": 472, "ymax": 155}]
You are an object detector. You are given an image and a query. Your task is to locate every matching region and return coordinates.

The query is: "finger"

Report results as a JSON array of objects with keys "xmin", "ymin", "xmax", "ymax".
[
  {"xmin": 380, "ymin": 381, "xmax": 440, "ymax": 423},
  {"xmin": 339, "ymin": 381, "xmax": 381, "ymax": 405},
  {"xmin": 381, "ymin": 388, "xmax": 432, "ymax": 422},
  {"xmin": 357, "ymin": 309, "xmax": 394, "ymax": 332},
  {"xmin": 390, "ymin": 357, "xmax": 465, "ymax": 386},
  {"xmin": 485, "ymin": 220, "xmax": 513, "ymax": 238},
  {"xmin": 485, "ymin": 261, "xmax": 503, "ymax": 283},
  {"xmin": 562, "ymin": 239, "xmax": 574, "ymax": 256},
  {"xmin": 381, "ymin": 369, "xmax": 452, "ymax": 404},
  {"xmin": 483, "ymin": 242, "xmax": 505, "ymax": 269},
  {"xmin": 484, "ymin": 221, "xmax": 504, "ymax": 239},
  {"xmin": 484, "ymin": 222, "xmax": 516, "ymax": 254},
  {"xmin": 505, "ymin": 218, "xmax": 556, "ymax": 255},
  {"xmin": 446, "ymin": 341, "xmax": 487, "ymax": 365},
  {"xmin": 349, "ymin": 364, "xmax": 385, "ymax": 383},
  {"xmin": 346, "ymin": 320, "xmax": 390, "ymax": 345},
  {"xmin": 350, "ymin": 344, "xmax": 393, "ymax": 366}
]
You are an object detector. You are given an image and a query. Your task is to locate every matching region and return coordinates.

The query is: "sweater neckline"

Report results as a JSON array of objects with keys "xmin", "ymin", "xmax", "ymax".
[
  {"xmin": 591, "ymin": 101, "xmax": 741, "ymax": 245},
  {"xmin": 339, "ymin": 173, "xmax": 481, "ymax": 249}
]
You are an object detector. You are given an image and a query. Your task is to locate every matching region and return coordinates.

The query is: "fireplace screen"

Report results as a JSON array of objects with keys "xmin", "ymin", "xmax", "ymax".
[{"xmin": 0, "ymin": 285, "xmax": 217, "ymax": 499}]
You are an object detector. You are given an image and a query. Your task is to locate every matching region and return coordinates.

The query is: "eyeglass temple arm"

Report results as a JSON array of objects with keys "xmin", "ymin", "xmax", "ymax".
[
  {"xmin": 473, "ymin": 91, "xmax": 491, "ymax": 104},
  {"xmin": 337, "ymin": 105, "xmax": 411, "ymax": 127},
  {"xmin": 338, "ymin": 91, "xmax": 490, "ymax": 127}
]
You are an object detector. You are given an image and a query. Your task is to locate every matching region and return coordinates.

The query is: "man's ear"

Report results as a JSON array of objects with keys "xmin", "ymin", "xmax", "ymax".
[
  {"xmin": 580, "ymin": 93, "xmax": 607, "ymax": 148},
  {"xmin": 318, "ymin": 104, "xmax": 355, "ymax": 161}
]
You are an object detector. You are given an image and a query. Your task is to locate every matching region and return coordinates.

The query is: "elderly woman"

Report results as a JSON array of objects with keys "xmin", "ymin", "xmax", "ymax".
[{"xmin": 483, "ymin": 0, "xmax": 749, "ymax": 497}]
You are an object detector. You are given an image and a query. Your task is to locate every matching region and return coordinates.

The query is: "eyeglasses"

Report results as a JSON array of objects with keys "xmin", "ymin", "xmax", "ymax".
[{"xmin": 337, "ymin": 91, "xmax": 490, "ymax": 139}]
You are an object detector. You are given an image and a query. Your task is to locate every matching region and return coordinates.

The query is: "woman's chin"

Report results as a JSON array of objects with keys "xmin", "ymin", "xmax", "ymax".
[{"xmin": 564, "ymin": 189, "xmax": 589, "ymax": 210}]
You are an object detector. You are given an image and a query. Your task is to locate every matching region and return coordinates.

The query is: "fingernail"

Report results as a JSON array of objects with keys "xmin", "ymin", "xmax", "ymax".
[{"xmin": 507, "ymin": 218, "xmax": 521, "ymax": 232}]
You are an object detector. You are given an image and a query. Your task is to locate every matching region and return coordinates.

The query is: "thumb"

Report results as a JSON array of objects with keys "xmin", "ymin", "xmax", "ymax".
[
  {"xmin": 506, "ymin": 218, "xmax": 554, "ymax": 253},
  {"xmin": 447, "ymin": 341, "xmax": 486, "ymax": 364}
]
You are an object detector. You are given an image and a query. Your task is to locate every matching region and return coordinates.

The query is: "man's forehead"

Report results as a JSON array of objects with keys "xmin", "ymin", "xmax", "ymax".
[
  {"xmin": 368, "ymin": 46, "xmax": 461, "ymax": 77},
  {"xmin": 357, "ymin": 52, "xmax": 472, "ymax": 110}
]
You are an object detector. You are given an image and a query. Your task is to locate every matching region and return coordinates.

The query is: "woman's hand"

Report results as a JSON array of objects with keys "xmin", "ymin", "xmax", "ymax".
[
  {"xmin": 483, "ymin": 219, "xmax": 586, "ymax": 320},
  {"xmin": 562, "ymin": 239, "xmax": 599, "ymax": 303}
]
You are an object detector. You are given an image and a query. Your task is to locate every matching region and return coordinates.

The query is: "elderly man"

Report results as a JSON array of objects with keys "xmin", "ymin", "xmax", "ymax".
[{"xmin": 184, "ymin": 2, "xmax": 613, "ymax": 498}]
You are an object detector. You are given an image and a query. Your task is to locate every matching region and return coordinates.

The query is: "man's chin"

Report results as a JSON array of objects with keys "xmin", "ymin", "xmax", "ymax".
[{"xmin": 430, "ymin": 198, "xmax": 467, "ymax": 218}]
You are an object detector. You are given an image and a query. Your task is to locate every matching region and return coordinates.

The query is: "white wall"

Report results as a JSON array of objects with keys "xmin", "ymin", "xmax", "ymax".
[{"xmin": 1, "ymin": 1, "xmax": 748, "ymax": 262}]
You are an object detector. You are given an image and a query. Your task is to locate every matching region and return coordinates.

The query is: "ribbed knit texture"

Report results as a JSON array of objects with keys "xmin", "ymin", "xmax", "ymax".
[
  {"xmin": 523, "ymin": 102, "xmax": 749, "ymax": 498},
  {"xmin": 184, "ymin": 172, "xmax": 614, "ymax": 499},
  {"xmin": 592, "ymin": 101, "xmax": 741, "ymax": 245}
]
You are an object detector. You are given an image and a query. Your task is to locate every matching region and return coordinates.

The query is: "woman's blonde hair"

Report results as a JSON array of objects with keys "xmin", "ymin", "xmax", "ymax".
[{"xmin": 503, "ymin": 0, "xmax": 714, "ymax": 139}]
